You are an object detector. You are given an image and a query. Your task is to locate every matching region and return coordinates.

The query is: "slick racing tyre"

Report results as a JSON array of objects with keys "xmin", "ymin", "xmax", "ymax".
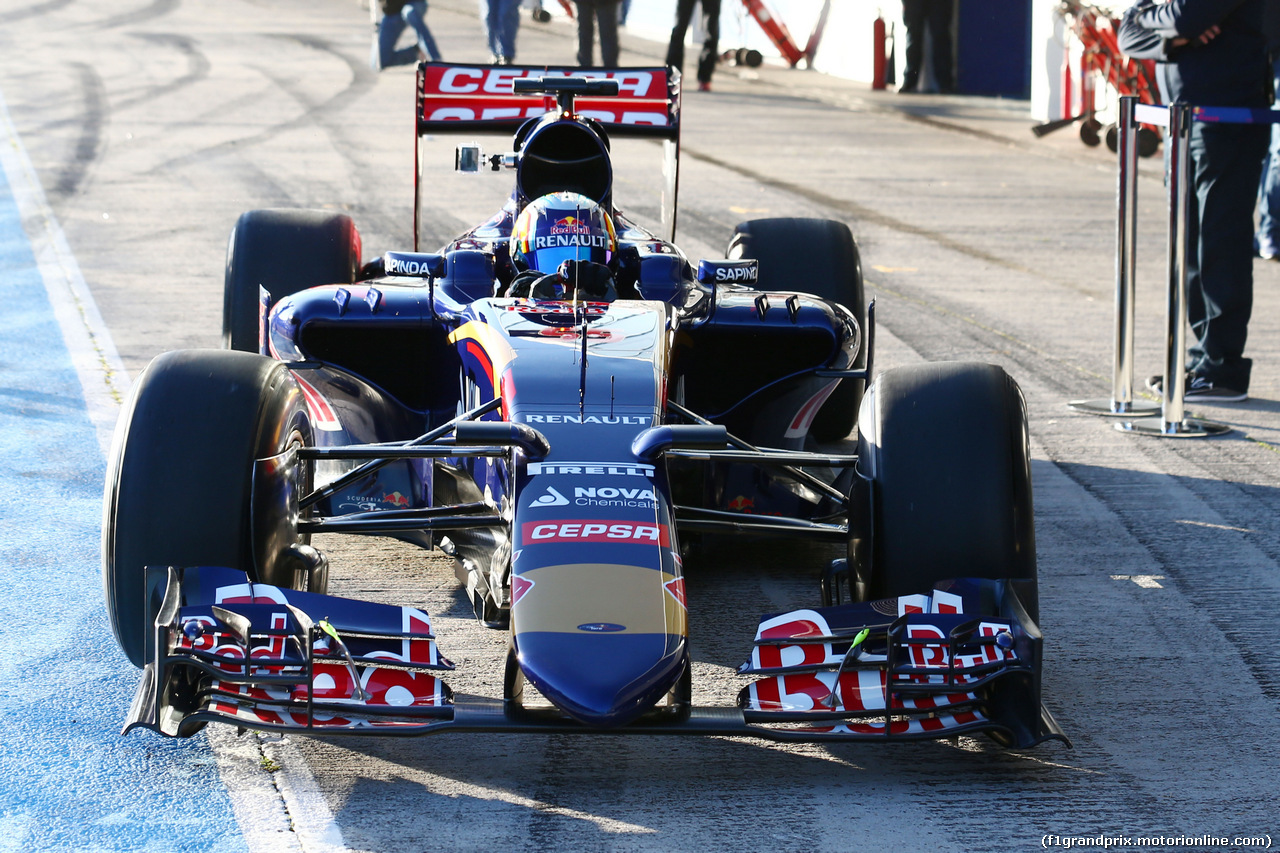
[
  {"xmin": 102, "ymin": 349, "xmax": 318, "ymax": 668},
  {"xmin": 850, "ymin": 362, "xmax": 1038, "ymax": 622},
  {"xmin": 727, "ymin": 217, "xmax": 866, "ymax": 442},
  {"xmin": 223, "ymin": 209, "xmax": 362, "ymax": 352}
]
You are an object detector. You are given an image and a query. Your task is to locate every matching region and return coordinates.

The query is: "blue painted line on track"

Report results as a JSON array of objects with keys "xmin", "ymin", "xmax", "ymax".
[{"xmin": 0, "ymin": 138, "xmax": 249, "ymax": 852}]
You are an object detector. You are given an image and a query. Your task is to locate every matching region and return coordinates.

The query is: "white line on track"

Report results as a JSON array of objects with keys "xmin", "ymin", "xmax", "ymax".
[
  {"xmin": 0, "ymin": 87, "xmax": 348, "ymax": 853},
  {"xmin": 0, "ymin": 89, "xmax": 127, "ymax": 460}
]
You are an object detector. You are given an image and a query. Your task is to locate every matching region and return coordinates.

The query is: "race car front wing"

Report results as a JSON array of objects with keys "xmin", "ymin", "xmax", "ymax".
[{"xmin": 125, "ymin": 568, "xmax": 1067, "ymax": 748}]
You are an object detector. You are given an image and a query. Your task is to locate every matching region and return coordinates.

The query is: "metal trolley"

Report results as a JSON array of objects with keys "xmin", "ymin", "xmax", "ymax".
[{"xmin": 1034, "ymin": 1, "xmax": 1162, "ymax": 157}]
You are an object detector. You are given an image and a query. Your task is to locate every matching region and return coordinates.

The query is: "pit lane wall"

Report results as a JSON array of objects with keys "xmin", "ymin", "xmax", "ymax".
[{"xmin": 614, "ymin": 0, "xmax": 1071, "ymax": 122}]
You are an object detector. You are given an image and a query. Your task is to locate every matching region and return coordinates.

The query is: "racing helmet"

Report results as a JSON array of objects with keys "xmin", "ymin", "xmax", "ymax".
[{"xmin": 510, "ymin": 192, "xmax": 617, "ymax": 274}]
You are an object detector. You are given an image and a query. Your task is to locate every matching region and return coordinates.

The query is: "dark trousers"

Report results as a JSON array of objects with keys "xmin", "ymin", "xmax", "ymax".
[
  {"xmin": 574, "ymin": 0, "xmax": 620, "ymax": 67},
  {"xmin": 1184, "ymin": 121, "xmax": 1270, "ymax": 390},
  {"xmin": 901, "ymin": 0, "xmax": 954, "ymax": 91},
  {"xmin": 665, "ymin": 0, "xmax": 720, "ymax": 85}
]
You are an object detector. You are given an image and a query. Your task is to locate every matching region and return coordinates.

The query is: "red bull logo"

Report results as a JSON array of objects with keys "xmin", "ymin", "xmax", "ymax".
[
  {"xmin": 382, "ymin": 491, "xmax": 410, "ymax": 508},
  {"xmin": 550, "ymin": 216, "xmax": 590, "ymax": 235}
]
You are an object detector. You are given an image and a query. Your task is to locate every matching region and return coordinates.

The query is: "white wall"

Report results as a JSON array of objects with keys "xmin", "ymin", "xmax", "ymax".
[
  {"xmin": 619, "ymin": 0, "xmax": 1071, "ymax": 119},
  {"xmin": 1030, "ymin": 0, "xmax": 1067, "ymax": 121},
  {"xmin": 529, "ymin": 0, "xmax": 1080, "ymax": 121},
  {"xmin": 623, "ymin": 0, "xmax": 896, "ymax": 85}
]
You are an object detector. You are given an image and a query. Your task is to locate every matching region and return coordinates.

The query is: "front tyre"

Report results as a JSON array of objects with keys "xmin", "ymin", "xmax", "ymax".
[
  {"xmin": 850, "ymin": 362, "xmax": 1038, "ymax": 622},
  {"xmin": 223, "ymin": 209, "xmax": 361, "ymax": 352},
  {"xmin": 102, "ymin": 349, "xmax": 316, "ymax": 667},
  {"xmin": 727, "ymin": 217, "xmax": 866, "ymax": 441}
]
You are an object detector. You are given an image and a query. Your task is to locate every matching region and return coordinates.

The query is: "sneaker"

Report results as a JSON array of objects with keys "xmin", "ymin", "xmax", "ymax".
[
  {"xmin": 1185, "ymin": 377, "xmax": 1247, "ymax": 402},
  {"xmin": 1145, "ymin": 373, "xmax": 1188, "ymax": 396},
  {"xmin": 697, "ymin": 81, "xmax": 711, "ymax": 92},
  {"xmin": 1146, "ymin": 373, "xmax": 1246, "ymax": 402}
]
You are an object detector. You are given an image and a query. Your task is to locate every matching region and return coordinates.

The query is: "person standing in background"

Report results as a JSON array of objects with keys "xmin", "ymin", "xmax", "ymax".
[
  {"xmin": 574, "ymin": 0, "xmax": 622, "ymax": 67},
  {"xmin": 899, "ymin": 0, "xmax": 955, "ymax": 93},
  {"xmin": 666, "ymin": 0, "xmax": 720, "ymax": 92},
  {"xmin": 1254, "ymin": 1, "xmax": 1280, "ymax": 260},
  {"xmin": 480, "ymin": 0, "xmax": 521, "ymax": 64},
  {"xmin": 1119, "ymin": 0, "xmax": 1270, "ymax": 402},
  {"xmin": 371, "ymin": 0, "xmax": 441, "ymax": 70}
]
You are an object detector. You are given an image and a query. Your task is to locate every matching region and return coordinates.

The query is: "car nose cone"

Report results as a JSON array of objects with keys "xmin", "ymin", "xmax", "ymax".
[
  {"xmin": 516, "ymin": 631, "xmax": 685, "ymax": 726},
  {"xmin": 510, "ymin": 562, "xmax": 688, "ymax": 726}
]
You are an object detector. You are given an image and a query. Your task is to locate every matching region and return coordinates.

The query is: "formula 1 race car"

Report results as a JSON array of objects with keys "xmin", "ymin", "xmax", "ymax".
[{"xmin": 103, "ymin": 63, "xmax": 1068, "ymax": 749}]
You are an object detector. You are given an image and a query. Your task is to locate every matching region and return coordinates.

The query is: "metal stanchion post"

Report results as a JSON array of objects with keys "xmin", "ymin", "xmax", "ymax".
[
  {"xmin": 1117, "ymin": 102, "xmax": 1230, "ymax": 438},
  {"xmin": 1070, "ymin": 95, "xmax": 1159, "ymax": 416}
]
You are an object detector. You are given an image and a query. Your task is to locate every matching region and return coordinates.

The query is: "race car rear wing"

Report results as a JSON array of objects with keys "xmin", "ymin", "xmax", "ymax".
[{"xmin": 414, "ymin": 62, "xmax": 682, "ymax": 244}]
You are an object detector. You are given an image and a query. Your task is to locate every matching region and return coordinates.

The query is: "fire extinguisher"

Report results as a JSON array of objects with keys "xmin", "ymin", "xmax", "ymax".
[{"xmin": 873, "ymin": 14, "xmax": 887, "ymax": 89}]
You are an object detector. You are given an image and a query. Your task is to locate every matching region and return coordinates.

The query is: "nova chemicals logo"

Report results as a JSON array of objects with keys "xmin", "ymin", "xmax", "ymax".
[
  {"xmin": 574, "ymin": 486, "xmax": 656, "ymax": 508},
  {"xmin": 529, "ymin": 485, "xmax": 656, "ymax": 509},
  {"xmin": 521, "ymin": 521, "xmax": 671, "ymax": 546},
  {"xmin": 531, "ymin": 487, "xmax": 570, "ymax": 507}
]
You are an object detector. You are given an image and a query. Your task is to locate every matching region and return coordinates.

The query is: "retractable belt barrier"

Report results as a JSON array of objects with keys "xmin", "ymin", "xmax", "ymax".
[{"xmin": 1069, "ymin": 96, "xmax": 1280, "ymax": 437}]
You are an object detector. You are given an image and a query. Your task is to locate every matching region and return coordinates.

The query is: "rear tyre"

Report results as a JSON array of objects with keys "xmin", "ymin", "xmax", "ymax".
[
  {"xmin": 1136, "ymin": 127, "xmax": 1160, "ymax": 158},
  {"xmin": 102, "ymin": 349, "xmax": 316, "ymax": 667},
  {"xmin": 223, "ymin": 209, "xmax": 361, "ymax": 352},
  {"xmin": 727, "ymin": 217, "xmax": 866, "ymax": 441},
  {"xmin": 1080, "ymin": 117, "xmax": 1102, "ymax": 147},
  {"xmin": 850, "ymin": 362, "xmax": 1038, "ymax": 621}
]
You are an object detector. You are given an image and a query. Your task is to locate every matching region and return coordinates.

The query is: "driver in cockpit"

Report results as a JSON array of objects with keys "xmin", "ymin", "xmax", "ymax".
[{"xmin": 506, "ymin": 191, "xmax": 619, "ymax": 301}]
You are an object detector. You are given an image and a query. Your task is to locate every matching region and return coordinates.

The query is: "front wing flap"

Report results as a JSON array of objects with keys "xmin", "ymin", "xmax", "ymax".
[
  {"xmin": 126, "ymin": 570, "xmax": 1066, "ymax": 748},
  {"xmin": 736, "ymin": 579, "xmax": 1070, "ymax": 748},
  {"xmin": 126, "ymin": 566, "xmax": 455, "ymax": 737}
]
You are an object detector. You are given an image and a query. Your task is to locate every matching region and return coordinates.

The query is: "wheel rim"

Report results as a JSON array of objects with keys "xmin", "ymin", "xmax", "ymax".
[{"xmin": 252, "ymin": 423, "xmax": 314, "ymax": 589}]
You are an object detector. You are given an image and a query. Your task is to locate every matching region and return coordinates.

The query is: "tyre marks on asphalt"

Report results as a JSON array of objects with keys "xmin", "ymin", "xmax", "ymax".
[
  {"xmin": 87, "ymin": 0, "xmax": 181, "ymax": 32},
  {"xmin": 679, "ymin": 141, "xmax": 1081, "ymax": 294},
  {"xmin": 146, "ymin": 34, "xmax": 375, "ymax": 183},
  {"xmin": 50, "ymin": 63, "xmax": 106, "ymax": 204},
  {"xmin": 0, "ymin": 0, "xmax": 75, "ymax": 25},
  {"xmin": 114, "ymin": 32, "xmax": 212, "ymax": 112}
]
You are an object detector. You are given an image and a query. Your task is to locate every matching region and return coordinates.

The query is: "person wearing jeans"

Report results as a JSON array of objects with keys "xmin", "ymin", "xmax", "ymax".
[
  {"xmin": 665, "ymin": 0, "xmax": 720, "ymax": 91},
  {"xmin": 1120, "ymin": 0, "xmax": 1270, "ymax": 402},
  {"xmin": 900, "ymin": 0, "xmax": 955, "ymax": 93},
  {"xmin": 371, "ymin": 0, "xmax": 441, "ymax": 70},
  {"xmin": 574, "ymin": 0, "xmax": 622, "ymax": 67},
  {"xmin": 1254, "ymin": 5, "xmax": 1280, "ymax": 259},
  {"xmin": 481, "ymin": 0, "xmax": 521, "ymax": 64}
]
